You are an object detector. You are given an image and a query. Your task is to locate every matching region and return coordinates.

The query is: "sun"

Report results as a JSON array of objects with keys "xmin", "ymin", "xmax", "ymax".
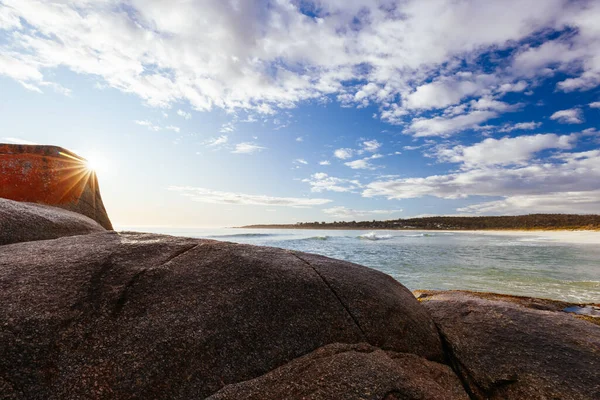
[{"xmin": 84, "ymin": 153, "xmax": 110, "ymax": 175}]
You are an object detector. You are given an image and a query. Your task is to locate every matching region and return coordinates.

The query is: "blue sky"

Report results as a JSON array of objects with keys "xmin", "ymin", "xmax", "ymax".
[{"xmin": 1, "ymin": 0, "xmax": 599, "ymax": 227}]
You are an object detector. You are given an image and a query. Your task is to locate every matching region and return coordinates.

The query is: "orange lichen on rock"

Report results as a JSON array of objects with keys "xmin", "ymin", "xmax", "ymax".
[{"xmin": 0, "ymin": 144, "xmax": 113, "ymax": 230}]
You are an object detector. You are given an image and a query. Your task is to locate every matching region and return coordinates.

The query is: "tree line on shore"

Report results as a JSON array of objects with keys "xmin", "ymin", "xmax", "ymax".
[{"xmin": 242, "ymin": 214, "xmax": 600, "ymax": 230}]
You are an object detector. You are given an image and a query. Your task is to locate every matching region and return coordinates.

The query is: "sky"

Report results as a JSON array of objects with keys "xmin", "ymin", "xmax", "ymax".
[{"xmin": 1, "ymin": 0, "xmax": 599, "ymax": 228}]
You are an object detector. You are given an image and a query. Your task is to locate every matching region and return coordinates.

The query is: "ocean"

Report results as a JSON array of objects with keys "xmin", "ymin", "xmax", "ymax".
[{"xmin": 120, "ymin": 227, "xmax": 600, "ymax": 304}]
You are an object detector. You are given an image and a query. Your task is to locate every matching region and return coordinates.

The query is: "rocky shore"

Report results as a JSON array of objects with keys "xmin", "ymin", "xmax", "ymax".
[{"xmin": 1, "ymin": 145, "xmax": 599, "ymax": 399}]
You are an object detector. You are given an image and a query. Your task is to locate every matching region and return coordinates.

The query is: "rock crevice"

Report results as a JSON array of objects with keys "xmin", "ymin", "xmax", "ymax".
[{"xmin": 289, "ymin": 251, "xmax": 368, "ymax": 340}]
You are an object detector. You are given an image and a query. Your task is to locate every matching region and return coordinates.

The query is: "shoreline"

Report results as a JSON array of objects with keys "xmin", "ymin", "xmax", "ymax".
[{"xmin": 234, "ymin": 227, "xmax": 600, "ymax": 244}]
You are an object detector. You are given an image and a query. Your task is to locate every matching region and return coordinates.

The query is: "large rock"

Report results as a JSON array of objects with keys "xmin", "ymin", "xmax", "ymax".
[
  {"xmin": 0, "ymin": 144, "xmax": 113, "ymax": 229},
  {"xmin": 417, "ymin": 290, "xmax": 600, "ymax": 400},
  {"xmin": 0, "ymin": 232, "xmax": 444, "ymax": 399},
  {"xmin": 208, "ymin": 343, "xmax": 469, "ymax": 400},
  {"xmin": 0, "ymin": 198, "xmax": 105, "ymax": 245}
]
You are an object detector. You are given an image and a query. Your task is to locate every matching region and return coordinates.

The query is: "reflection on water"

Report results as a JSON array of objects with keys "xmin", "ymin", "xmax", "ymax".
[{"xmin": 119, "ymin": 227, "xmax": 600, "ymax": 303}]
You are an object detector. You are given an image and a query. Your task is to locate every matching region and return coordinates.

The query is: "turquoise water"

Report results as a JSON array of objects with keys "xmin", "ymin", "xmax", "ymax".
[{"xmin": 121, "ymin": 227, "xmax": 600, "ymax": 303}]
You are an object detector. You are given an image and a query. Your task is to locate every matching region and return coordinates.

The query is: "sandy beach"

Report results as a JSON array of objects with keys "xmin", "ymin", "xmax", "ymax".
[{"xmin": 445, "ymin": 230, "xmax": 600, "ymax": 244}]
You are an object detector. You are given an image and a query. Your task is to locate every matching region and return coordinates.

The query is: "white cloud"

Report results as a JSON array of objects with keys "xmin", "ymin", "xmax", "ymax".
[
  {"xmin": 550, "ymin": 108, "xmax": 584, "ymax": 124},
  {"xmin": 404, "ymin": 76, "xmax": 493, "ymax": 110},
  {"xmin": 134, "ymin": 120, "xmax": 161, "ymax": 131},
  {"xmin": 220, "ymin": 122, "xmax": 236, "ymax": 133},
  {"xmin": 166, "ymin": 125, "xmax": 180, "ymax": 133},
  {"xmin": 295, "ymin": 136, "xmax": 304, "ymax": 142},
  {"xmin": 333, "ymin": 148, "xmax": 354, "ymax": 159},
  {"xmin": 1, "ymin": 137, "xmax": 38, "ymax": 145},
  {"xmin": 177, "ymin": 109, "xmax": 191, "ymax": 119},
  {"xmin": 169, "ymin": 186, "xmax": 331, "ymax": 207},
  {"xmin": 1, "ymin": 0, "xmax": 596, "ymax": 124},
  {"xmin": 458, "ymin": 191, "xmax": 600, "ymax": 215},
  {"xmin": 498, "ymin": 121, "xmax": 542, "ymax": 132},
  {"xmin": 589, "ymin": 102, "xmax": 600, "ymax": 108},
  {"xmin": 319, "ymin": 160, "xmax": 331, "ymax": 165},
  {"xmin": 295, "ymin": 158, "xmax": 308, "ymax": 165},
  {"xmin": 344, "ymin": 154, "xmax": 384, "ymax": 170},
  {"xmin": 363, "ymin": 150, "xmax": 600, "ymax": 212},
  {"xmin": 361, "ymin": 139, "xmax": 381, "ymax": 152},
  {"xmin": 409, "ymin": 110, "xmax": 497, "ymax": 137},
  {"xmin": 436, "ymin": 133, "xmax": 577, "ymax": 168},
  {"xmin": 232, "ymin": 142, "xmax": 266, "ymax": 154},
  {"xmin": 470, "ymin": 97, "xmax": 520, "ymax": 112},
  {"xmin": 497, "ymin": 81, "xmax": 528, "ymax": 93},
  {"xmin": 204, "ymin": 135, "xmax": 228, "ymax": 147},
  {"xmin": 0, "ymin": 6, "xmax": 21, "ymax": 30},
  {"xmin": 323, "ymin": 206, "xmax": 402, "ymax": 220},
  {"xmin": 302, "ymin": 172, "xmax": 362, "ymax": 193},
  {"xmin": 18, "ymin": 81, "xmax": 43, "ymax": 93}
]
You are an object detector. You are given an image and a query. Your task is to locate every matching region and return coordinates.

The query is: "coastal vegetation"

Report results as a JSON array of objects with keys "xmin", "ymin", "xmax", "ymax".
[{"xmin": 243, "ymin": 214, "xmax": 600, "ymax": 231}]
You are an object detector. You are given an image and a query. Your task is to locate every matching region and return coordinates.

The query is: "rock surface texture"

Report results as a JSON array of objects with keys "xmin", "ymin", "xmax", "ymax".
[
  {"xmin": 417, "ymin": 290, "xmax": 600, "ymax": 400},
  {"xmin": 1, "ymin": 191, "xmax": 598, "ymax": 400},
  {"xmin": 207, "ymin": 343, "xmax": 468, "ymax": 400},
  {"xmin": 0, "ymin": 144, "xmax": 113, "ymax": 229},
  {"xmin": 0, "ymin": 198, "xmax": 105, "ymax": 245},
  {"xmin": 0, "ymin": 231, "xmax": 447, "ymax": 399}
]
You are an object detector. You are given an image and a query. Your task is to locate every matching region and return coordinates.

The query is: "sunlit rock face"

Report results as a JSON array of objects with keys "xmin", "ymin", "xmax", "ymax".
[{"xmin": 0, "ymin": 144, "xmax": 112, "ymax": 230}]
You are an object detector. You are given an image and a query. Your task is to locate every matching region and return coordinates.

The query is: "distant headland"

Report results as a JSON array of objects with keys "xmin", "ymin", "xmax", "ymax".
[{"xmin": 241, "ymin": 214, "xmax": 600, "ymax": 231}]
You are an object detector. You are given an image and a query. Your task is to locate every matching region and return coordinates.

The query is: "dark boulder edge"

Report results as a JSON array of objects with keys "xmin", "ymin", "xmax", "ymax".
[{"xmin": 415, "ymin": 290, "xmax": 600, "ymax": 400}]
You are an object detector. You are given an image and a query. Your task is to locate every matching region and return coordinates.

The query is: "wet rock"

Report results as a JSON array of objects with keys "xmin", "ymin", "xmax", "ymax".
[
  {"xmin": 418, "ymin": 290, "xmax": 600, "ymax": 400},
  {"xmin": 208, "ymin": 343, "xmax": 469, "ymax": 400},
  {"xmin": 0, "ymin": 144, "xmax": 113, "ymax": 229},
  {"xmin": 0, "ymin": 232, "xmax": 443, "ymax": 399},
  {"xmin": 0, "ymin": 198, "xmax": 105, "ymax": 245}
]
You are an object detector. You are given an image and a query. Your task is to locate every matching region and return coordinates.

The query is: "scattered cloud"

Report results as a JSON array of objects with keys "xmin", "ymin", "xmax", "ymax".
[
  {"xmin": 169, "ymin": 186, "xmax": 331, "ymax": 207},
  {"xmin": 134, "ymin": 120, "xmax": 161, "ymax": 131},
  {"xmin": 204, "ymin": 135, "xmax": 228, "ymax": 147},
  {"xmin": 497, "ymin": 81, "xmax": 528, "ymax": 93},
  {"xmin": 295, "ymin": 158, "xmax": 308, "ymax": 165},
  {"xmin": 458, "ymin": 191, "xmax": 600, "ymax": 215},
  {"xmin": 323, "ymin": 206, "xmax": 402, "ymax": 220},
  {"xmin": 232, "ymin": 142, "xmax": 266, "ymax": 154},
  {"xmin": 498, "ymin": 121, "xmax": 542, "ymax": 132},
  {"xmin": 3, "ymin": 0, "xmax": 600, "ymax": 219},
  {"xmin": 296, "ymin": 136, "xmax": 304, "ymax": 142},
  {"xmin": 404, "ymin": 75, "xmax": 493, "ymax": 110},
  {"xmin": 361, "ymin": 139, "xmax": 381, "ymax": 152},
  {"xmin": 345, "ymin": 154, "xmax": 384, "ymax": 170},
  {"xmin": 177, "ymin": 109, "xmax": 191, "ymax": 119},
  {"xmin": 409, "ymin": 110, "xmax": 498, "ymax": 137},
  {"xmin": 334, "ymin": 148, "xmax": 354, "ymax": 160},
  {"xmin": 363, "ymin": 150, "xmax": 600, "ymax": 213},
  {"xmin": 220, "ymin": 122, "xmax": 236, "ymax": 133},
  {"xmin": 319, "ymin": 160, "xmax": 331, "ymax": 166},
  {"xmin": 436, "ymin": 133, "xmax": 577, "ymax": 168},
  {"xmin": 302, "ymin": 173, "xmax": 362, "ymax": 193},
  {"xmin": 550, "ymin": 108, "xmax": 584, "ymax": 124},
  {"xmin": 166, "ymin": 125, "xmax": 181, "ymax": 133},
  {"xmin": 3, "ymin": 0, "xmax": 597, "ymax": 125}
]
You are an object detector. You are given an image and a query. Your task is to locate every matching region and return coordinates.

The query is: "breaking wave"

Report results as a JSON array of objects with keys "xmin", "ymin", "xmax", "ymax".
[{"xmin": 358, "ymin": 232, "xmax": 393, "ymax": 241}]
